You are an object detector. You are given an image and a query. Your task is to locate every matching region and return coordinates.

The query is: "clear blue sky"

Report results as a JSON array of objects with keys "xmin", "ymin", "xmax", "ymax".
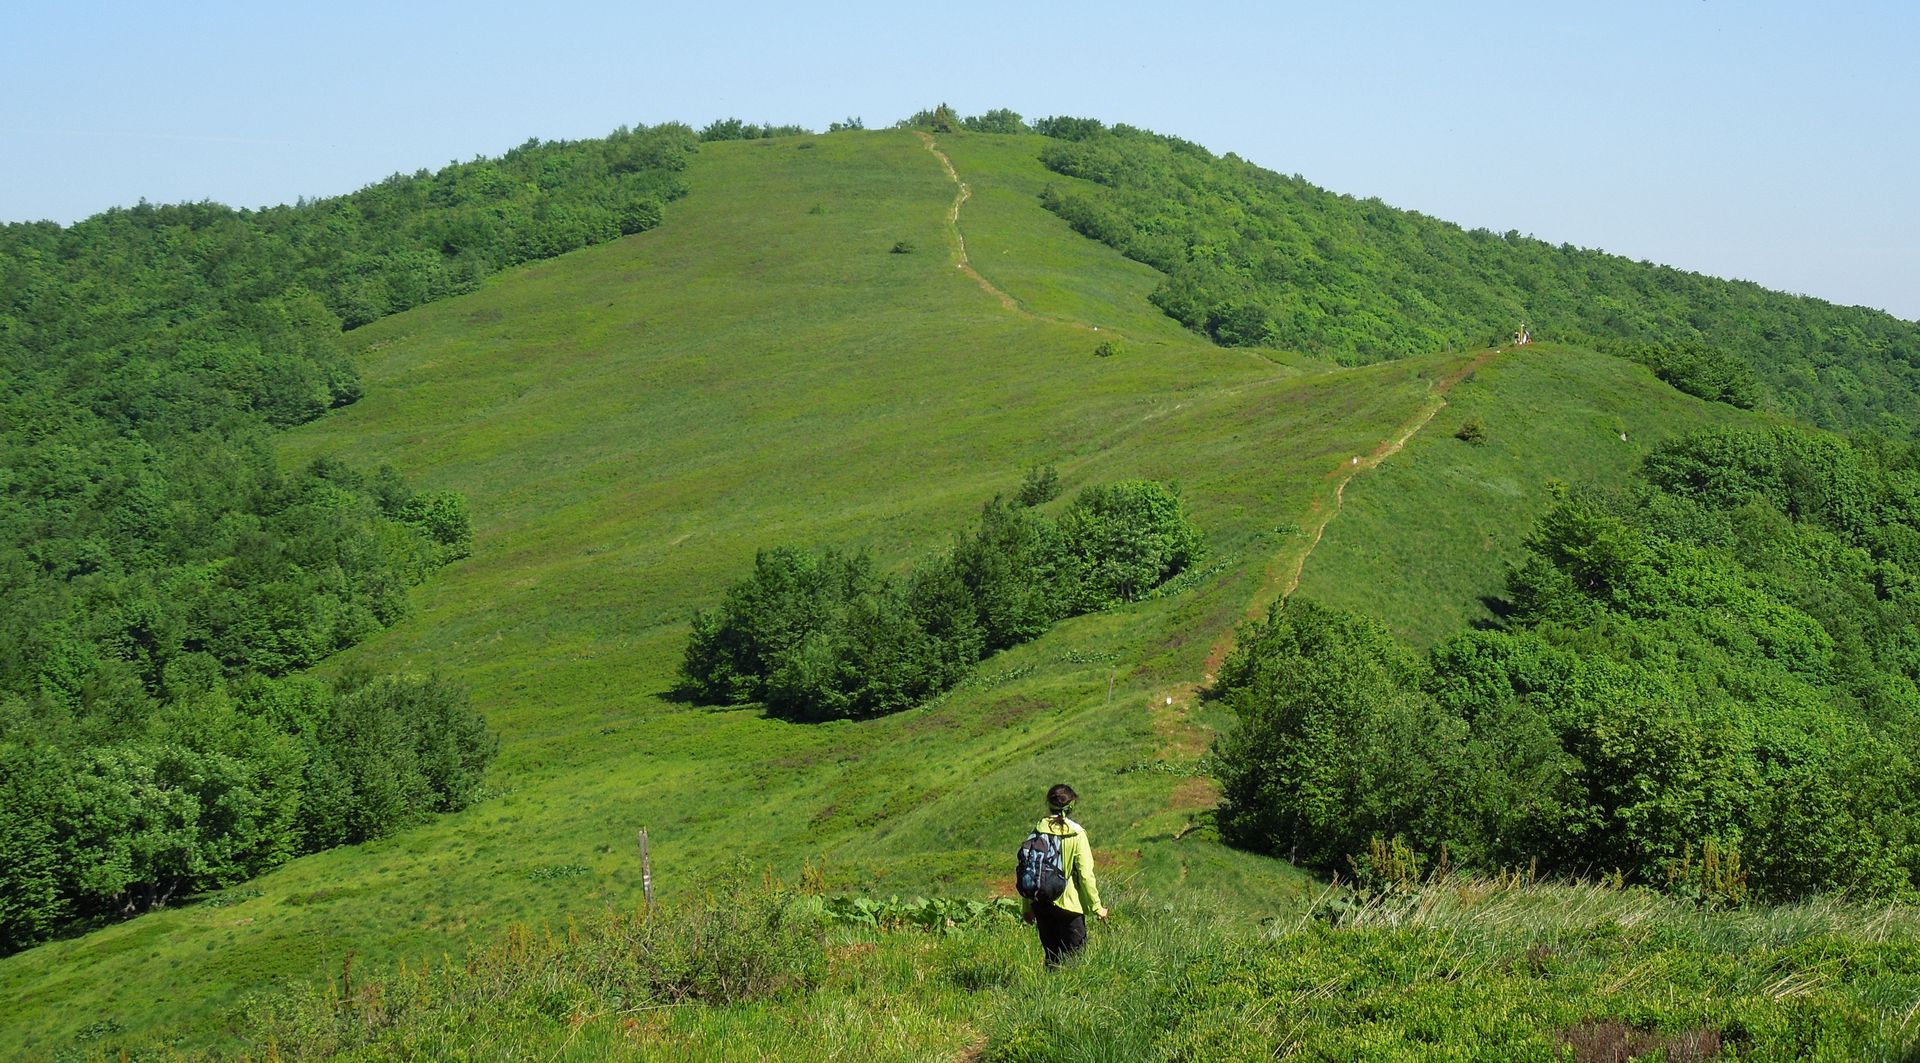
[{"xmin": 5, "ymin": 0, "xmax": 1915, "ymax": 319}]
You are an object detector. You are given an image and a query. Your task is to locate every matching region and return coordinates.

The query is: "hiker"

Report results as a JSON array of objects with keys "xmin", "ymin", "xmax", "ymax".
[{"xmin": 1017, "ymin": 783, "xmax": 1108, "ymax": 968}]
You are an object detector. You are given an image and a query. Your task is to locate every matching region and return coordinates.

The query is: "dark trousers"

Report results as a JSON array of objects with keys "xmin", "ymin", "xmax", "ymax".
[{"xmin": 1032, "ymin": 900, "xmax": 1087, "ymax": 968}]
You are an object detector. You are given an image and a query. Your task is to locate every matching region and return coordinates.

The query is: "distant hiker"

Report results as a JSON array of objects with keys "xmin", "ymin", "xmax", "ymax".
[{"xmin": 1016, "ymin": 783, "xmax": 1108, "ymax": 968}]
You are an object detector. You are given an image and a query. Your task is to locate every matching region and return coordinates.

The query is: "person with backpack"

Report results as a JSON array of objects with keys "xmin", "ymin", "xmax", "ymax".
[{"xmin": 1016, "ymin": 783, "xmax": 1108, "ymax": 968}]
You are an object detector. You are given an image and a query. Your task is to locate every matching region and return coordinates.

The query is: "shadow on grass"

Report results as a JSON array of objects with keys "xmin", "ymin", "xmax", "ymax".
[{"xmin": 1470, "ymin": 594, "xmax": 1518, "ymax": 630}]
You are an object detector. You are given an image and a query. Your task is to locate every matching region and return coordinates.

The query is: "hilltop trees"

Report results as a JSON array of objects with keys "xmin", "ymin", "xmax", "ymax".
[
  {"xmin": 901, "ymin": 106, "xmax": 1027, "ymax": 135},
  {"xmin": 683, "ymin": 479, "xmax": 1204, "ymax": 721},
  {"xmin": 1029, "ymin": 120, "xmax": 1920, "ymax": 437}
]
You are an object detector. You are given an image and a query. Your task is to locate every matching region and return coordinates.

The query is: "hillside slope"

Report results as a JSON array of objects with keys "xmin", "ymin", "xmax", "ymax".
[
  {"xmin": 1295, "ymin": 343, "xmax": 1763, "ymax": 646},
  {"xmin": 0, "ymin": 129, "xmax": 1766, "ymax": 1057},
  {"xmin": 0, "ymin": 129, "xmax": 1393, "ymax": 1055}
]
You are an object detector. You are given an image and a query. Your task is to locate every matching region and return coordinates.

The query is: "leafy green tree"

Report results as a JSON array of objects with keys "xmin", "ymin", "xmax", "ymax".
[
  {"xmin": 962, "ymin": 109, "xmax": 1027, "ymax": 134},
  {"xmin": 1214, "ymin": 600, "xmax": 1471, "ymax": 869},
  {"xmin": 951, "ymin": 498, "xmax": 1071, "ymax": 650},
  {"xmin": 1015, "ymin": 463, "xmax": 1061, "ymax": 507},
  {"xmin": 1058, "ymin": 480, "xmax": 1203, "ymax": 608},
  {"xmin": 0, "ymin": 743, "xmax": 72, "ymax": 947}
]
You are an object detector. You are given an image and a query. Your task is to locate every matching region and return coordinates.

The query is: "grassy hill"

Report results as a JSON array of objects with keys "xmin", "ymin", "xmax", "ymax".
[
  {"xmin": 0, "ymin": 128, "xmax": 1410, "ymax": 1056},
  {"xmin": 4, "ymin": 127, "xmax": 1908, "ymax": 1059}
]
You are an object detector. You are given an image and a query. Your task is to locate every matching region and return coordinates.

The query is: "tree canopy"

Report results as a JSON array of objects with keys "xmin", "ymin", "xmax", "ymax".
[
  {"xmin": 1217, "ymin": 425, "xmax": 1920, "ymax": 901},
  {"xmin": 1030, "ymin": 119, "xmax": 1920, "ymax": 437}
]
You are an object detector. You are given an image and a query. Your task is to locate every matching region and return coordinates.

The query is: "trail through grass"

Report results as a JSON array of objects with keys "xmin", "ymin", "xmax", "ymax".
[
  {"xmin": 0, "ymin": 130, "xmax": 1799, "ymax": 1060},
  {"xmin": 1293, "ymin": 342, "xmax": 1764, "ymax": 646}
]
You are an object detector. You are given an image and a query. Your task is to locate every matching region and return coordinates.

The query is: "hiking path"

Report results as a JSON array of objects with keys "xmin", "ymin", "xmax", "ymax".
[{"xmin": 1152, "ymin": 346, "xmax": 1504, "ymax": 816}]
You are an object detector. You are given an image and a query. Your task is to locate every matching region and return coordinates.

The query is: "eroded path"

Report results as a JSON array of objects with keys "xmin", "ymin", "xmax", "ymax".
[
  {"xmin": 1240, "ymin": 345, "xmax": 1502, "ymax": 638},
  {"xmin": 916, "ymin": 131, "xmax": 1117, "ymax": 337},
  {"xmin": 910, "ymin": 126, "xmax": 1503, "ymax": 823},
  {"xmin": 915, "ymin": 131, "xmax": 1030, "ymax": 316}
]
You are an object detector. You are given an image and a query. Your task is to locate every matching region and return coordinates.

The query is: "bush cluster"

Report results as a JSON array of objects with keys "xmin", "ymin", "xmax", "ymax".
[
  {"xmin": 682, "ymin": 479, "xmax": 1202, "ymax": 721},
  {"xmin": 1612, "ymin": 339, "xmax": 1760, "ymax": 409},
  {"xmin": 0, "ymin": 671, "xmax": 495, "ymax": 954},
  {"xmin": 896, "ymin": 106, "xmax": 1031, "ymax": 135},
  {"xmin": 1216, "ymin": 425, "xmax": 1920, "ymax": 901},
  {"xmin": 697, "ymin": 118, "xmax": 811, "ymax": 141}
]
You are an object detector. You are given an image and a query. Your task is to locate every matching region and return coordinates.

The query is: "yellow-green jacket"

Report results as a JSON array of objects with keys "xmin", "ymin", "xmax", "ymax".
[{"xmin": 1023, "ymin": 814, "xmax": 1103, "ymax": 916}]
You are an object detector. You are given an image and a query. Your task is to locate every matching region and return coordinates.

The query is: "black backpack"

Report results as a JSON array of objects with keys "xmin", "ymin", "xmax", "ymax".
[{"xmin": 1016, "ymin": 828, "xmax": 1069, "ymax": 902}]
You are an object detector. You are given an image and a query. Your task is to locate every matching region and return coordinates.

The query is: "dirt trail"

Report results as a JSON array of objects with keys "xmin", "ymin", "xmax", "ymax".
[
  {"xmin": 915, "ymin": 131, "xmax": 1112, "ymax": 338},
  {"xmin": 1210, "ymin": 346, "xmax": 1500, "ymax": 674},
  {"xmin": 1152, "ymin": 347, "xmax": 1503, "ymax": 815},
  {"xmin": 915, "ymin": 131, "xmax": 1030, "ymax": 315},
  {"xmin": 907, "ymin": 128, "xmax": 1503, "ymax": 830}
]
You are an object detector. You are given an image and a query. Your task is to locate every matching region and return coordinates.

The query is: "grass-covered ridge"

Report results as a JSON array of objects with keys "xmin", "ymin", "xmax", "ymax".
[
  {"xmin": 9, "ymin": 115, "xmax": 1920, "ymax": 1058},
  {"xmin": 0, "ymin": 126, "xmax": 1433, "ymax": 1056}
]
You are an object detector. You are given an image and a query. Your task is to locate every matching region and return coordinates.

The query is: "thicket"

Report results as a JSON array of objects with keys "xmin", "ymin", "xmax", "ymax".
[
  {"xmin": 682, "ymin": 478, "xmax": 1202, "ymax": 720},
  {"xmin": 898, "ymin": 106, "xmax": 1031, "ymax": 135},
  {"xmin": 0, "ymin": 670, "xmax": 494, "ymax": 954},
  {"xmin": 1029, "ymin": 119, "xmax": 1920, "ymax": 436},
  {"xmin": 0, "ymin": 118, "xmax": 683, "ymax": 953},
  {"xmin": 698, "ymin": 118, "xmax": 812, "ymax": 141},
  {"xmin": 1217, "ymin": 425, "xmax": 1920, "ymax": 902}
]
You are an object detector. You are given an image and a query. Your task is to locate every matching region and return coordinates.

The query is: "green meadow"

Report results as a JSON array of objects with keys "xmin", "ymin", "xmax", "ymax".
[{"xmin": 7, "ymin": 127, "xmax": 1910, "ymax": 1059}]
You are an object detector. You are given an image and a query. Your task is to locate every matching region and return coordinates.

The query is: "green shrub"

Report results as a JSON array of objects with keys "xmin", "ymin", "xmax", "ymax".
[
  {"xmin": 682, "ymin": 478, "xmax": 1201, "ymax": 721},
  {"xmin": 1015, "ymin": 463, "xmax": 1061, "ymax": 507},
  {"xmin": 1058, "ymin": 480, "xmax": 1204, "ymax": 608}
]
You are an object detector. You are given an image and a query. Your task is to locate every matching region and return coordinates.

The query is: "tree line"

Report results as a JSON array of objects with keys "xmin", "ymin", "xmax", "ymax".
[
  {"xmin": 682, "ymin": 474, "xmax": 1202, "ymax": 721},
  {"xmin": 1025, "ymin": 118, "xmax": 1920, "ymax": 438},
  {"xmin": 0, "ymin": 669, "xmax": 494, "ymax": 953},
  {"xmin": 0, "ymin": 117, "xmax": 697, "ymax": 953},
  {"xmin": 1215, "ymin": 425, "xmax": 1920, "ymax": 902}
]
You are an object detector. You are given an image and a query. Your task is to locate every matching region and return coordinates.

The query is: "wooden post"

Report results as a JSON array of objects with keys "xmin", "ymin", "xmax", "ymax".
[
  {"xmin": 637, "ymin": 828, "xmax": 654, "ymax": 913},
  {"xmin": 1107, "ymin": 667, "xmax": 1115, "ymax": 703}
]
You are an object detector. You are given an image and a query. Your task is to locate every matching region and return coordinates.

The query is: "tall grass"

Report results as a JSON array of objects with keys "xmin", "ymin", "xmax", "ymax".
[{"xmin": 136, "ymin": 873, "xmax": 1919, "ymax": 1061}]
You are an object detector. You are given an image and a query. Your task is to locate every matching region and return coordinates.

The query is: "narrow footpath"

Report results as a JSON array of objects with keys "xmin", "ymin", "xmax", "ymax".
[
  {"xmin": 1154, "ymin": 346, "xmax": 1504, "ymax": 815},
  {"xmin": 915, "ymin": 131, "xmax": 1029, "ymax": 316}
]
